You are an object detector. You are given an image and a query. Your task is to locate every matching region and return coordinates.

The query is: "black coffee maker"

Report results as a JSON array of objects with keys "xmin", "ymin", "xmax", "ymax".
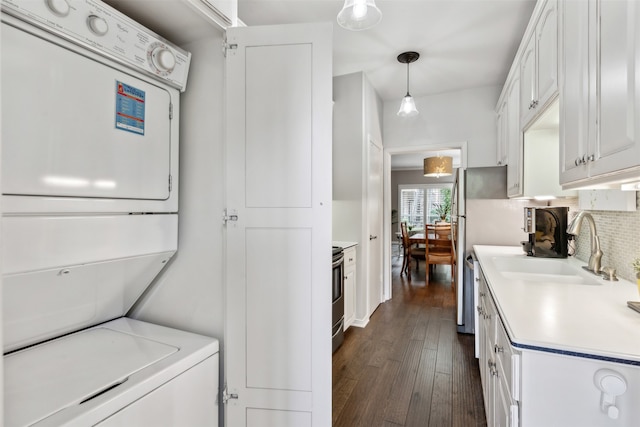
[{"xmin": 522, "ymin": 207, "xmax": 569, "ymax": 258}]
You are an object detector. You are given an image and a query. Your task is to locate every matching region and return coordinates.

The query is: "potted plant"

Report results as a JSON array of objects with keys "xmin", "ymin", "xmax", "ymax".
[{"xmin": 432, "ymin": 203, "xmax": 450, "ymax": 222}]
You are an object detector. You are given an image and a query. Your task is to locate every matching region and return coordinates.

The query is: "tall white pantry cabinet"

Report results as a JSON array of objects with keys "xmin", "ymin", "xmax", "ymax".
[{"xmin": 332, "ymin": 72, "xmax": 385, "ymax": 327}]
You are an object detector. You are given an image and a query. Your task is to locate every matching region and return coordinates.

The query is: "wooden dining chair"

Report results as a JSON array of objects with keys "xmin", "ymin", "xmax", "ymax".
[
  {"xmin": 424, "ymin": 229, "xmax": 454, "ymax": 284},
  {"xmin": 426, "ymin": 223, "xmax": 451, "ymax": 253},
  {"xmin": 400, "ymin": 222, "xmax": 425, "ymax": 277}
]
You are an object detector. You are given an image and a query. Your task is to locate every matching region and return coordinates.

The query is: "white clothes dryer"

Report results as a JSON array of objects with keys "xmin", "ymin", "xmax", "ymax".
[{"xmin": 1, "ymin": 1, "xmax": 219, "ymax": 425}]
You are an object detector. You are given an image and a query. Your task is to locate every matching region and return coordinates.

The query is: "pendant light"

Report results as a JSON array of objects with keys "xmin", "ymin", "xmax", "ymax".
[
  {"xmin": 424, "ymin": 155, "xmax": 453, "ymax": 177},
  {"xmin": 337, "ymin": 0, "xmax": 382, "ymax": 31},
  {"xmin": 397, "ymin": 51, "xmax": 419, "ymax": 117}
]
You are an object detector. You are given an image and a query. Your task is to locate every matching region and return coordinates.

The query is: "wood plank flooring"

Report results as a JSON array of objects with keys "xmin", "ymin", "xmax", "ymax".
[{"xmin": 332, "ymin": 257, "xmax": 487, "ymax": 427}]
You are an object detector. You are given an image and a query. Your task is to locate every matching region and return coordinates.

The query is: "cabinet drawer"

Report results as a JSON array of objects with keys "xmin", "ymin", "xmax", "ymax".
[
  {"xmin": 495, "ymin": 319, "xmax": 520, "ymax": 401},
  {"xmin": 483, "ymin": 288, "xmax": 497, "ymax": 341},
  {"xmin": 344, "ymin": 247, "xmax": 356, "ymax": 269}
]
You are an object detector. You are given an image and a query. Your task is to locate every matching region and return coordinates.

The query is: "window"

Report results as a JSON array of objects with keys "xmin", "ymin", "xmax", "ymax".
[
  {"xmin": 399, "ymin": 184, "xmax": 452, "ymax": 230},
  {"xmin": 399, "ymin": 188, "xmax": 424, "ymax": 229}
]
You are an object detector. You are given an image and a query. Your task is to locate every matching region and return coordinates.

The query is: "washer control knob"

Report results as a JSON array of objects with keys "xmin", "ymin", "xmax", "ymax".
[
  {"xmin": 87, "ymin": 15, "xmax": 109, "ymax": 36},
  {"xmin": 151, "ymin": 47, "xmax": 176, "ymax": 73},
  {"xmin": 46, "ymin": 0, "xmax": 70, "ymax": 17}
]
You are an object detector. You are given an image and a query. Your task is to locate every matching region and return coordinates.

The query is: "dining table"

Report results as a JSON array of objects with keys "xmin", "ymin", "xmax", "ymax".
[{"xmin": 408, "ymin": 231, "xmax": 452, "ymax": 245}]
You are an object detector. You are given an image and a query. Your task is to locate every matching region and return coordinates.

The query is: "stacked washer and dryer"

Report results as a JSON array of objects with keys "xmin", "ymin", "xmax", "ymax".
[{"xmin": 1, "ymin": 1, "xmax": 219, "ymax": 425}]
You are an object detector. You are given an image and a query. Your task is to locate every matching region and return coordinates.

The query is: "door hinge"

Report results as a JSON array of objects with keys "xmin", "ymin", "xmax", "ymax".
[
  {"xmin": 222, "ymin": 386, "xmax": 238, "ymax": 404},
  {"xmin": 169, "ymin": 102, "xmax": 173, "ymax": 120},
  {"xmin": 223, "ymin": 209, "xmax": 238, "ymax": 224},
  {"xmin": 223, "ymin": 39, "xmax": 238, "ymax": 57},
  {"xmin": 168, "ymin": 175, "xmax": 173, "ymax": 192}
]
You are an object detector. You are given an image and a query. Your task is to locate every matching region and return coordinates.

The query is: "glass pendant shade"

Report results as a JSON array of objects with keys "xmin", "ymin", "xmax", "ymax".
[
  {"xmin": 396, "ymin": 51, "xmax": 420, "ymax": 117},
  {"xmin": 337, "ymin": 0, "xmax": 382, "ymax": 31},
  {"xmin": 397, "ymin": 94, "xmax": 418, "ymax": 117},
  {"xmin": 424, "ymin": 156, "xmax": 453, "ymax": 177}
]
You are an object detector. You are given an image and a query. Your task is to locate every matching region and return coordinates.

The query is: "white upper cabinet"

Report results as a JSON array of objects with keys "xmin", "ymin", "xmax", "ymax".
[
  {"xmin": 559, "ymin": 0, "xmax": 640, "ymax": 188},
  {"xmin": 506, "ymin": 75, "xmax": 523, "ymax": 197},
  {"xmin": 536, "ymin": 0, "xmax": 559, "ymax": 111},
  {"xmin": 520, "ymin": 0, "xmax": 558, "ymax": 127},
  {"xmin": 496, "ymin": 98, "xmax": 509, "ymax": 167},
  {"xmin": 559, "ymin": 0, "xmax": 590, "ymax": 184},
  {"xmin": 591, "ymin": 0, "xmax": 640, "ymax": 177},
  {"xmin": 520, "ymin": 34, "xmax": 537, "ymax": 125}
]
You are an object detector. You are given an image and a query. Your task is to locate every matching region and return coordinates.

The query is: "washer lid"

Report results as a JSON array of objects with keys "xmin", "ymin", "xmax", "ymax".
[{"xmin": 5, "ymin": 327, "xmax": 178, "ymax": 427}]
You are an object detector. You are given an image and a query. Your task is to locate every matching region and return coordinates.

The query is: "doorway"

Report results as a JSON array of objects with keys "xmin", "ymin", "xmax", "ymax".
[{"xmin": 383, "ymin": 144, "xmax": 467, "ymax": 301}]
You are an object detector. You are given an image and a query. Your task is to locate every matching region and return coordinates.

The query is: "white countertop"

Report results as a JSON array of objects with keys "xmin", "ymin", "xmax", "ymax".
[
  {"xmin": 474, "ymin": 245, "xmax": 640, "ymax": 364},
  {"xmin": 333, "ymin": 241, "xmax": 358, "ymax": 249}
]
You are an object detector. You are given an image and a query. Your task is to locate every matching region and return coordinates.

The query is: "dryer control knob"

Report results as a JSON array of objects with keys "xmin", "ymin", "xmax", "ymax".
[
  {"xmin": 87, "ymin": 15, "xmax": 109, "ymax": 36},
  {"xmin": 151, "ymin": 47, "xmax": 176, "ymax": 73},
  {"xmin": 46, "ymin": 0, "xmax": 70, "ymax": 17}
]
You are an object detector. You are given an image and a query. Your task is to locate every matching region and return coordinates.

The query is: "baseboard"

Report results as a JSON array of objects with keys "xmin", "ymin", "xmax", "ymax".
[{"xmin": 351, "ymin": 317, "xmax": 369, "ymax": 328}]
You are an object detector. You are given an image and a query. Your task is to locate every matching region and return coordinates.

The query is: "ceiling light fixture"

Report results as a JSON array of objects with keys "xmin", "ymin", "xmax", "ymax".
[
  {"xmin": 424, "ymin": 155, "xmax": 453, "ymax": 178},
  {"xmin": 397, "ymin": 51, "xmax": 419, "ymax": 117},
  {"xmin": 337, "ymin": 0, "xmax": 382, "ymax": 31}
]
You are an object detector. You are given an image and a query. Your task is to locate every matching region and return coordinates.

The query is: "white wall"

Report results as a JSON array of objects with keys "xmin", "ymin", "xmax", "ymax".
[
  {"xmin": 384, "ymin": 85, "xmax": 501, "ymax": 168},
  {"xmin": 130, "ymin": 34, "xmax": 226, "ymax": 342},
  {"xmin": 332, "ymin": 71, "xmax": 385, "ymax": 324},
  {"xmin": 332, "ymin": 72, "xmax": 363, "ymax": 240}
]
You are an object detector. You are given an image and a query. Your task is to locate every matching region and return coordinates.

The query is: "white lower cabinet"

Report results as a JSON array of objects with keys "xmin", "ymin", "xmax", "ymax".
[
  {"xmin": 478, "ymin": 264, "xmax": 640, "ymax": 427},
  {"xmin": 343, "ymin": 246, "xmax": 357, "ymax": 330},
  {"xmin": 478, "ymin": 270, "xmax": 520, "ymax": 427}
]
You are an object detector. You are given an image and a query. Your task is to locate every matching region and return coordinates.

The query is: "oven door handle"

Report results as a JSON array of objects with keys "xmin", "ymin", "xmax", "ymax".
[{"xmin": 332, "ymin": 254, "xmax": 344, "ymax": 268}]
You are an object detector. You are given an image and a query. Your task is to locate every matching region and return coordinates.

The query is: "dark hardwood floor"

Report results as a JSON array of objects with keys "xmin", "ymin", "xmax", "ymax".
[{"xmin": 332, "ymin": 255, "xmax": 487, "ymax": 427}]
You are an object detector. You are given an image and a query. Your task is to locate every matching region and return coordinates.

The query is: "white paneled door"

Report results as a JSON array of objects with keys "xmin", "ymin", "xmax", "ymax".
[
  {"xmin": 224, "ymin": 23, "xmax": 332, "ymax": 427},
  {"xmin": 367, "ymin": 139, "xmax": 383, "ymax": 316}
]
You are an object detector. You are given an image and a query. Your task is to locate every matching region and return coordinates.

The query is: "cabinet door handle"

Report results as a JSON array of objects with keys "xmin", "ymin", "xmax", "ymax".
[
  {"xmin": 369, "ymin": 235, "xmax": 377, "ymax": 240},
  {"xmin": 488, "ymin": 360, "xmax": 498, "ymax": 377},
  {"xmin": 583, "ymin": 154, "xmax": 595, "ymax": 163},
  {"xmin": 494, "ymin": 344, "xmax": 504, "ymax": 354},
  {"xmin": 575, "ymin": 157, "xmax": 583, "ymax": 166}
]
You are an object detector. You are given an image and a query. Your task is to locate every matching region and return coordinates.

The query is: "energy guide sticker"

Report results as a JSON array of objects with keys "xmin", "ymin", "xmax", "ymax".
[{"xmin": 115, "ymin": 81, "xmax": 145, "ymax": 135}]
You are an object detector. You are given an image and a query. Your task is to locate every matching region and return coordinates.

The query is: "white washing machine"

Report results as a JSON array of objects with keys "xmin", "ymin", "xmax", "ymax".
[{"xmin": 1, "ymin": 1, "xmax": 219, "ymax": 425}]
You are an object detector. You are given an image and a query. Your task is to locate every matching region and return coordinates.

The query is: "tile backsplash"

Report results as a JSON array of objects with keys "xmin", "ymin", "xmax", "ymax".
[{"xmin": 569, "ymin": 192, "xmax": 640, "ymax": 282}]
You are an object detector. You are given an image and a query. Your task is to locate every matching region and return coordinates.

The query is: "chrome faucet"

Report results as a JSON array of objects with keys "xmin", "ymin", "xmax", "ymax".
[{"xmin": 566, "ymin": 211, "xmax": 603, "ymax": 274}]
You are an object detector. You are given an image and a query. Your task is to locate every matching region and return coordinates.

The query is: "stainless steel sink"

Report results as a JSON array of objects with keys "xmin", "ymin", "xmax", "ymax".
[{"xmin": 491, "ymin": 256, "xmax": 602, "ymax": 285}]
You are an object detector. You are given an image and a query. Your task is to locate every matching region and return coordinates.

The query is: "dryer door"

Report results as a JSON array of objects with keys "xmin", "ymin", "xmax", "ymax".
[{"xmin": 2, "ymin": 22, "xmax": 173, "ymax": 201}]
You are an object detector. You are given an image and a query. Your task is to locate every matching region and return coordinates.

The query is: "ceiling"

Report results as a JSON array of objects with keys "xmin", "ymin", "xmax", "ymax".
[
  {"xmin": 237, "ymin": 0, "xmax": 536, "ymax": 170},
  {"xmin": 238, "ymin": 0, "xmax": 536, "ymax": 102}
]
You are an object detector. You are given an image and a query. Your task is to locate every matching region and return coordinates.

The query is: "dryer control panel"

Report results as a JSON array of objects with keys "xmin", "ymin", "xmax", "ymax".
[{"xmin": 1, "ymin": 0, "xmax": 191, "ymax": 91}]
